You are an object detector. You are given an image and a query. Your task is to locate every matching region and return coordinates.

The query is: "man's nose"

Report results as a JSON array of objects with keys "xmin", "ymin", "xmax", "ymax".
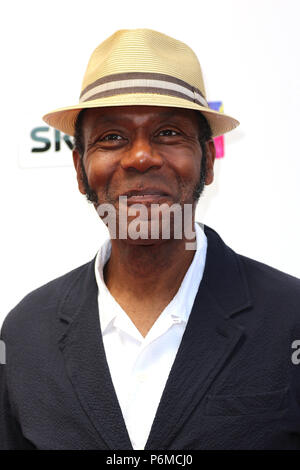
[{"xmin": 120, "ymin": 135, "xmax": 163, "ymax": 172}]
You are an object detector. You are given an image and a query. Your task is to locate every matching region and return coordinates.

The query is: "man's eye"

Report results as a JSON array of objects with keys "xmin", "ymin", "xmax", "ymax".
[
  {"xmin": 101, "ymin": 134, "xmax": 123, "ymax": 141},
  {"xmin": 158, "ymin": 129, "xmax": 178, "ymax": 137}
]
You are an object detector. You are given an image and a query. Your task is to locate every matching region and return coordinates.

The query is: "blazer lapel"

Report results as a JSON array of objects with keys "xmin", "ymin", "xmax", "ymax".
[
  {"xmin": 57, "ymin": 259, "xmax": 133, "ymax": 450},
  {"xmin": 145, "ymin": 224, "xmax": 253, "ymax": 450}
]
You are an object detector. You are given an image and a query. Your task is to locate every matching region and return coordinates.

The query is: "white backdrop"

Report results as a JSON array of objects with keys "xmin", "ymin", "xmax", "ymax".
[{"xmin": 1, "ymin": 0, "xmax": 299, "ymax": 322}]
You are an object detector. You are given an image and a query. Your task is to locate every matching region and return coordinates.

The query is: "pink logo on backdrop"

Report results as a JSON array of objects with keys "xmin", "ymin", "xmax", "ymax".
[{"xmin": 208, "ymin": 101, "xmax": 225, "ymax": 159}]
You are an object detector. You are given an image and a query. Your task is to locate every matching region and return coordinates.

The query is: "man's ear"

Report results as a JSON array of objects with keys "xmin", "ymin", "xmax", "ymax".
[
  {"xmin": 204, "ymin": 139, "xmax": 216, "ymax": 186},
  {"xmin": 72, "ymin": 149, "xmax": 86, "ymax": 195}
]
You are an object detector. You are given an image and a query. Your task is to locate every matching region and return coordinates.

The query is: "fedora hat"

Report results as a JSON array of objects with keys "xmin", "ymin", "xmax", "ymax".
[{"xmin": 43, "ymin": 28, "xmax": 239, "ymax": 138}]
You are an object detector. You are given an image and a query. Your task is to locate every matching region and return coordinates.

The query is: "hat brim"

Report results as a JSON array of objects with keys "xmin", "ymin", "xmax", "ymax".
[{"xmin": 43, "ymin": 93, "xmax": 239, "ymax": 138}]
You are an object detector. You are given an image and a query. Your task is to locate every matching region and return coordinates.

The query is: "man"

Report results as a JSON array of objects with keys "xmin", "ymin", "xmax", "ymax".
[{"xmin": 1, "ymin": 29, "xmax": 300, "ymax": 450}]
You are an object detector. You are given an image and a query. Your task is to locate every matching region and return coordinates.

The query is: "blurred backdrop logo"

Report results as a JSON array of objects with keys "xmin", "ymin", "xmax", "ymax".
[
  {"xmin": 208, "ymin": 101, "xmax": 225, "ymax": 159},
  {"xmin": 18, "ymin": 102, "xmax": 224, "ymax": 169},
  {"xmin": 18, "ymin": 117, "xmax": 74, "ymax": 168},
  {"xmin": 31, "ymin": 127, "xmax": 73, "ymax": 153}
]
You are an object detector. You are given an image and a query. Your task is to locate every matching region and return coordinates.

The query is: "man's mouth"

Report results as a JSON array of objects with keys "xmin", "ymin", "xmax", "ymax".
[{"xmin": 120, "ymin": 188, "xmax": 171, "ymax": 205}]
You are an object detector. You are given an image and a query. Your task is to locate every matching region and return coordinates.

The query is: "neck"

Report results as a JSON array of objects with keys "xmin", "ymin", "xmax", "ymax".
[
  {"xmin": 102, "ymin": 224, "xmax": 198, "ymax": 336},
  {"xmin": 103, "ymin": 229, "xmax": 197, "ymax": 301}
]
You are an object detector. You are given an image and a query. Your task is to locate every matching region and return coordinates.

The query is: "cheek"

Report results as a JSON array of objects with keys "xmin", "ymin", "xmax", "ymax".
[
  {"xmin": 163, "ymin": 146, "xmax": 202, "ymax": 181},
  {"xmin": 84, "ymin": 155, "xmax": 116, "ymax": 191}
]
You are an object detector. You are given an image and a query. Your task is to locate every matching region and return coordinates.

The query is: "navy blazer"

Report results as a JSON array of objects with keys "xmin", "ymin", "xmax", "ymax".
[{"xmin": 1, "ymin": 224, "xmax": 300, "ymax": 450}]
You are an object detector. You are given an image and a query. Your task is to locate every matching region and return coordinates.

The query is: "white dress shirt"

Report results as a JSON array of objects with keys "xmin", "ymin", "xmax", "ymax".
[{"xmin": 94, "ymin": 222, "xmax": 207, "ymax": 450}]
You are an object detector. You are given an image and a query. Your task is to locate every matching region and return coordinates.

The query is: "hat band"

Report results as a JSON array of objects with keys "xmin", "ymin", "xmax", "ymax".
[{"xmin": 79, "ymin": 72, "xmax": 208, "ymax": 108}]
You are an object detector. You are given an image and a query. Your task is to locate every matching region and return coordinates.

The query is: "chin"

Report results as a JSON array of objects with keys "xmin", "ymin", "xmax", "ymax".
[
  {"xmin": 120, "ymin": 236, "xmax": 174, "ymax": 247},
  {"xmin": 123, "ymin": 238, "xmax": 162, "ymax": 246}
]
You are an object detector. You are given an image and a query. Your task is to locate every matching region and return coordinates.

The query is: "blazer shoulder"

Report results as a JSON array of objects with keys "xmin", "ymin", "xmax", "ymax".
[
  {"xmin": 0, "ymin": 258, "xmax": 95, "ymax": 340},
  {"xmin": 237, "ymin": 253, "xmax": 300, "ymax": 315},
  {"xmin": 204, "ymin": 223, "xmax": 300, "ymax": 297},
  {"xmin": 238, "ymin": 253, "xmax": 300, "ymax": 289}
]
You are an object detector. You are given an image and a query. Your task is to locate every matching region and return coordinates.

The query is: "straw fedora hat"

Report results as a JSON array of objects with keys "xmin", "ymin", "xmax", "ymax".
[{"xmin": 43, "ymin": 28, "xmax": 239, "ymax": 138}]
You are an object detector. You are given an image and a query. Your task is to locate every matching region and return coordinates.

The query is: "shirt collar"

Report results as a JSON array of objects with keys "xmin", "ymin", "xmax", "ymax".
[
  {"xmin": 94, "ymin": 235, "xmax": 118, "ymax": 332},
  {"xmin": 94, "ymin": 222, "xmax": 207, "ymax": 333}
]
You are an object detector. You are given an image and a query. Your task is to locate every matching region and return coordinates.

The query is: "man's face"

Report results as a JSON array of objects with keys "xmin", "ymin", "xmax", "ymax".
[{"xmin": 73, "ymin": 105, "xmax": 215, "ymax": 242}]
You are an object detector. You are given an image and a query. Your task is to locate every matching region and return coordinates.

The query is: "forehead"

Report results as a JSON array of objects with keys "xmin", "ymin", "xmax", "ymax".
[{"xmin": 81, "ymin": 105, "xmax": 200, "ymax": 133}]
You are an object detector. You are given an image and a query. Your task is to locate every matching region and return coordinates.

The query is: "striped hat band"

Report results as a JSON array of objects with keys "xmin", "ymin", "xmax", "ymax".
[{"xmin": 79, "ymin": 72, "xmax": 209, "ymax": 108}]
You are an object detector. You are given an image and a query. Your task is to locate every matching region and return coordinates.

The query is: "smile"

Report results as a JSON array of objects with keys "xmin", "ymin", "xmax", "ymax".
[{"xmin": 120, "ymin": 188, "xmax": 171, "ymax": 204}]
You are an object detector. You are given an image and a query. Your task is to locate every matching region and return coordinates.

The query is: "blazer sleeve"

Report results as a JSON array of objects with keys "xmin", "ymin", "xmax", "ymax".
[{"xmin": 0, "ymin": 330, "xmax": 36, "ymax": 450}]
